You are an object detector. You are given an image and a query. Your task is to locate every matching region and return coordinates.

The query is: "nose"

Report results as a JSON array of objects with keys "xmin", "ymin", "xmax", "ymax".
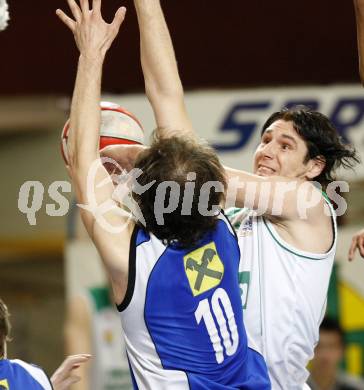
[{"xmin": 260, "ymin": 141, "xmax": 276, "ymax": 159}]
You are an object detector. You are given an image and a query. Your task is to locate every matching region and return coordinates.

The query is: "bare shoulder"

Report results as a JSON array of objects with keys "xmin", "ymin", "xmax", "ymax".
[{"xmin": 270, "ymin": 188, "xmax": 335, "ymax": 254}]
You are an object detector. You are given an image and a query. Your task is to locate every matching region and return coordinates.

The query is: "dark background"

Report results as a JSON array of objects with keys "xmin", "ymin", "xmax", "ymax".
[{"xmin": 0, "ymin": 0, "xmax": 360, "ymax": 95}]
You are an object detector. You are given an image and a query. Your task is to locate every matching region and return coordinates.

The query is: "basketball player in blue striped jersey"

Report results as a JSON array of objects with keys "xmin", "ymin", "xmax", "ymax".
[{"xmin": 56, "ymin": 0, "xmax": 270, "ymax": 388}]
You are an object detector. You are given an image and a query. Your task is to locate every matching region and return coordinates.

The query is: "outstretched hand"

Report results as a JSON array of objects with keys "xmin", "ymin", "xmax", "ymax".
[
  {"xmin": 348, "ymin": 228, "xmax": 364, "ymax": 261},
  {"xmin": 50, "ymin": 354, "xmax": 91, "ymax": 390},
  {"xmin": 56, "ymin": 0, "xmax": 126, "ymax": 59}
]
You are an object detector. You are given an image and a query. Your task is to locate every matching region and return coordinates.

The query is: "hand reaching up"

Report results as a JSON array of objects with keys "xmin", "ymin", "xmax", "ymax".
[{"xmin": 56, "ymin": 0, "xmax": 126, "ymax": 59}]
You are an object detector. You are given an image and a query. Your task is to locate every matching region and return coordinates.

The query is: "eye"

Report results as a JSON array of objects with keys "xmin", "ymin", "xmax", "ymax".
[
  {"xmin": 261, "ymin": 136, "xmax": 270, "ymax": 145},
  {"xmin": 281, "ymin": 143, "xmax": 291, "ymax": 150}
]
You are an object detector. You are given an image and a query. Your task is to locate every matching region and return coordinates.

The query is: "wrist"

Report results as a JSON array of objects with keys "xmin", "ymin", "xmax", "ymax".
[
  {"xmin": 134, "ymin": 0, "xmax": 160, "ymax": 11},
  {"xmin": 79, "ymin": 52, "xmax": 106, "ymax": 65}
]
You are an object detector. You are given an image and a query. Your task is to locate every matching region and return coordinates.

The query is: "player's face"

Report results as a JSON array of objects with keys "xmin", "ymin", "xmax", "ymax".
[
  {"xmin": 313, "ymin": 331, "xmax": 343, "ymax": 369},
  {"xmin": 254, "ymin": 120, "xmax": 313, "ymax": 179}
]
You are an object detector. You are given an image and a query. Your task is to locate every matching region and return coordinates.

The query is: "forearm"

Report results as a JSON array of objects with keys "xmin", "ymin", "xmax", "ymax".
[
  {"xmin": 67, "ymin": 55, "xmax": 104, "ymax": 170},
  {"xmin": 134, "ymin": 0, "xmax": 183, "ymax": 100},
  {"xmin": 224, "ymin": 167, "xmax": 269, "ymax": 209},
  {"xmin": 67, "ymin": 54, "xmax": 114, "ymax": 237},
  {"xmin": 224, "ymin": 167, "xmax": 309, "ymax": 219},
  {"xmin": 134, "ymin": 0, "xmax": 194, "ymax": 135},
  {"xmin": 354, "ymin": 0, "xmax": 364, "ymax": 83}
]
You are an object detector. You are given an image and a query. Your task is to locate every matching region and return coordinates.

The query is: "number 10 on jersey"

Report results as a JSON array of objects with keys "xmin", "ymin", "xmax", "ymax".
[{"xmin": 195, "ymin": 288, "xmax": 239, "ymax": 363}]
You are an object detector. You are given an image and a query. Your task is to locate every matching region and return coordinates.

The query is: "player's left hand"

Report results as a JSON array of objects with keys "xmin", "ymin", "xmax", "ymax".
[
  {"xmin": 56, "ymin": 0, "xmax": 126, "ymax": 59},
  {"xmin": 50, "ymin": 354, "xmax": 91, "ymax": 390},
  {"xmin": 348, "ymin": 228, "xmax": 364, "ymax": 261}
]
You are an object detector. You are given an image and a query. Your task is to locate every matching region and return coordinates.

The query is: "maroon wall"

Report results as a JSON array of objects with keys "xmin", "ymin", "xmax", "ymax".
[{"xmin": 0, "ymin": 0, "xmax": 359, "ymax": 95}]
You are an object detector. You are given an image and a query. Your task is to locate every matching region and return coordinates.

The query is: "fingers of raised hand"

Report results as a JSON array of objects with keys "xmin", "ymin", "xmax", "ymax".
[
  {"xmin": 358, "ymin": 235, "xmax": 364, "ymax": 258},
  {"xmin": 66, "ymin": 0, "xmax": 82, "ymax": 22},
  {"xmin": 111, "ymin": 6, "xmax": 127, "ymax": 32},
  {"xmin": 55, "ymin": 354, "xmax": 91, "ymax": 381},
  {"xmin": 63, "ymin": 354, "xmax": 91, "ymax": 371},
  {"xmin": 92, "ymin": 0, "xmax": 101, "ymax": 14},
  {"xmin": 56, "ymin": 9, "xmax": 76, "ymax": 32},
  {"xmin": 348, "ymin": 236, "xmax": 358, "ymax": 261},
  {"xmin": 79, "ymin": 0, "xmax": 90, "ymax": 14}
]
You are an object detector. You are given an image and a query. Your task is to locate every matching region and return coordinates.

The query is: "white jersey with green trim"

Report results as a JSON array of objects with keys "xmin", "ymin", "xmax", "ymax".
[{"xmin": 226, "ymin": 202, "xmax": 337, "ymax": 390}]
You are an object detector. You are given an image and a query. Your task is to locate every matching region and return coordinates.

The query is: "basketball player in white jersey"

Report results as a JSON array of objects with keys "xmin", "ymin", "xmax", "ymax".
[
  {"xmin": 56, "ymin": 1, "xmax": 271, "ymax": 388},
  {"xmin": 124, "ymin": 0, "xmax": 359, "ymax": 388}
]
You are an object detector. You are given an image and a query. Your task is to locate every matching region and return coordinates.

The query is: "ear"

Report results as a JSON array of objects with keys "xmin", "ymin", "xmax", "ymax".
[{"xmin": 306, "ymin": 156, "xmax": 326, "ymax": 180}]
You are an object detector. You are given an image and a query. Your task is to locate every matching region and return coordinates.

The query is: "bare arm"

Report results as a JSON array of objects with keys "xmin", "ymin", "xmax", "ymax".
[
  {"xmin": 134, "ymin": 0, "xmax": 194, "ymax": 136},
  {"xmin": 354, "ymin": 0, "xmax": 364, "ymax": 84},
  {"xmin": 133, "ymin": 0, "xmax": 327, "ymax": 225},
  {"xmin": 64, "ymin": 296, "xmax": 92, "ymax": 390},
  {"xmin": 56, "ymin": 0, "xmax": 133, "ymax": 303},
  {"xmin": 225, "ymin": 167, "xmax": 328, "ymax": 222}
]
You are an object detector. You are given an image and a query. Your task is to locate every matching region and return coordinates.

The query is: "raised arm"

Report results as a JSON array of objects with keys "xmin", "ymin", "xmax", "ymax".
[
  {"xmin": 56, "ymin": 0, "xmax": 133, "ymax": 303},
  {"xmin": 354, "ymin": 0, "xmax": 364, "ymax": 84},
  {"xmin": 134, "ymin": 0, "xmax": 194, "ymax": 136}
]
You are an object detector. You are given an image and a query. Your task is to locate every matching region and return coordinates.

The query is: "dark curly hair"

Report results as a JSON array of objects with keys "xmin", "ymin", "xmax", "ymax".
[
  {"xmin": 0, "ymin": 299, "xmax": 11, "ymax": 358},
  {"xmin": 133, "ymin": 132, "xmax": 226, "ymax": 248},
  {"xmin": 261, "ymin": 106, "xmax": 360, "ymax": 187}
]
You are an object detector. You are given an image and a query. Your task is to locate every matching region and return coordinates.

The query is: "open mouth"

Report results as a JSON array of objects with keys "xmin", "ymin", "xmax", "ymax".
[{"xmin": 257, "ymin": 165, "xmax": 276, "ymax": 174}]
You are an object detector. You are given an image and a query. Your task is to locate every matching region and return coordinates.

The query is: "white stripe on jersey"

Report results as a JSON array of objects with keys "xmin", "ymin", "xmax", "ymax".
[
  {"xmin": 12, "ymin": 359, "xmax": 52, "ymax": 390},
  {"xmin": 218, "ymin": 212, "xmax": 236, "ymax": 236},
  {"xmin": 119, "ymin": 235, "xmax": 189, "ymax": 390}
]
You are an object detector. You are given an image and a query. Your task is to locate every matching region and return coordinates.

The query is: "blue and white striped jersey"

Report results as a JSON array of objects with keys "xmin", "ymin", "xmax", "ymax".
[
  {"xmin": 117, "ymin": 213, "xmax": 271, "ymax": 389},
  {"xmin": 0, "ymin": 359, "xmax": 52, "ymax": 390}
]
